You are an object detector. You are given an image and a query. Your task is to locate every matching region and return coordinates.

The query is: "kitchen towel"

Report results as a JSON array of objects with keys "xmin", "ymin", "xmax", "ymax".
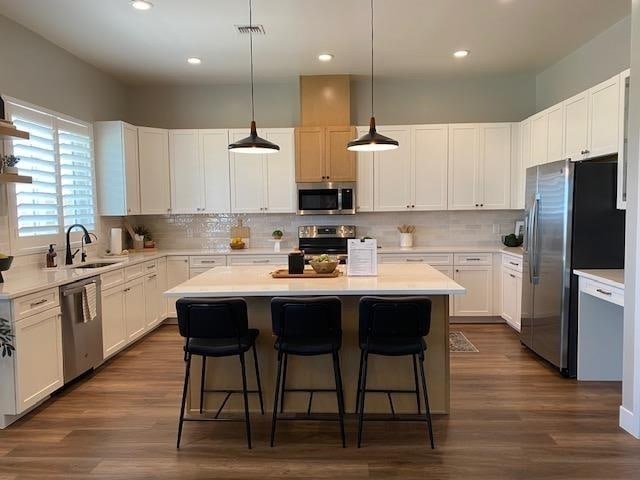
[
  {"xmin": 82, "ymin": 283, "xmax": 97, "ymax": 323},
  {"xmin": 110, "ymin": 228, "xmax": 122, "ymax": 254}
]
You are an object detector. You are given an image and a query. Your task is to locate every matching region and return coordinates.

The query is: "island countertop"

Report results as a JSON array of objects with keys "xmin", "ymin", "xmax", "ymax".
[{"xmin": 165, "ymin": 263, "xmax": 466, "ymax": 298}]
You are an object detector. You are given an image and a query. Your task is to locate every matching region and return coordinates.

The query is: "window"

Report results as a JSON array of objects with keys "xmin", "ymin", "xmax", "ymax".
[{"xmin": 4, "ymin": 97, "xmax": 96, "ymax": 252}]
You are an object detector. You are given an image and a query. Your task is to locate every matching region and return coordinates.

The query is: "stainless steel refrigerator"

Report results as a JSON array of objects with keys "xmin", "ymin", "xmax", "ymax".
[{"xmin": 521, "ymin": 156, "xmax": 625, "ymax": 377}]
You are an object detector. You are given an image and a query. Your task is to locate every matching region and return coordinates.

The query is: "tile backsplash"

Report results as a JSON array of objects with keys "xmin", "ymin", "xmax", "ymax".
[{"xmin": 123, "ymin": 210, "xmax": 524, "ymax": 251}]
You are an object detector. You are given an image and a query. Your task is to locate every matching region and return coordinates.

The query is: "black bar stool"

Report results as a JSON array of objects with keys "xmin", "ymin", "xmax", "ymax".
[
  {"xmin": 270, "ymin": 297, "xmax": 345, "ymax": 447},
  {"xmin": 356, "ymin": 296, "xmax": 434, "ymax": 449},
  {"xmin": 176, "ymin": 297, "xmax": 264, "ymax": 449}
]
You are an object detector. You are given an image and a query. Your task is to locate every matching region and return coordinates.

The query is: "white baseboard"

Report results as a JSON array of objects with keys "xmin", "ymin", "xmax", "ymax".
[
  {"xmin": 619, "ymin": 406, "xmax": 640, "ymax": 438},
  {"xmin": 163, "ymin": 317, "xmax": 177, "ymax": 325}
]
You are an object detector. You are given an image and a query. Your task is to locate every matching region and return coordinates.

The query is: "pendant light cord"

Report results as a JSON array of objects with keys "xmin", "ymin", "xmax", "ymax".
[
  {"xmin": 370, "ymin": 0, "xmax": 374, "ymax": 118},
  {"xmin": 249, "ymin": 0, "xmax": 255, "ymax": 122}
]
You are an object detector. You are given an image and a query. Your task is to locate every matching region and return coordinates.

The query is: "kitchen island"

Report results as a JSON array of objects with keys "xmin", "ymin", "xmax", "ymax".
[{"xmin": 165, "ymin": 263, "xmax": 465, "ymax": 415}]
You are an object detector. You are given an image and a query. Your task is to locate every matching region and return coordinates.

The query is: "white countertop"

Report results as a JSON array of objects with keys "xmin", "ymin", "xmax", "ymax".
[
  {"xmin": 574, "ymin": 269, "xmax": 624, "ymax": 290},
  {"xmin": 0, "ymin": 244, "xmax": 512, "ymax": 300},
  {"xmin": 165, "ymin": 263, "xmax": 466, "ymax": 298}
]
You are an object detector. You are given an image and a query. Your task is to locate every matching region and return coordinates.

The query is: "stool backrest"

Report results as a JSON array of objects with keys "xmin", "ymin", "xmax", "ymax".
[
  {"xmin": 177, "ymin": 297, "xmax": 248, "ymax": 340},
  {"xmin": 359, "ymin": 296, "xmax": 432, "ymax": 340},
  {"xmin": 271, "ymin": 297, "xmax": 342, "ymax": 339}
]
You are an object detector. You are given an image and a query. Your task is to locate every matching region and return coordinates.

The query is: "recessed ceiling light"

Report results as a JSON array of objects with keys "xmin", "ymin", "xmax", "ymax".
[
  {"xmin": 318, "ymin": 53, "xmax": 334, "ymax": 62},
  {"xmin": 131, "ymin": 0, "xmax": 153, "ymax": 10},
  {"xmin": 453, "ymin": 50, "xmax": 470, "ymax": 58},
  {"xmin": 187, "ymin": 57, "xmax": 202, "ymax": 65}
]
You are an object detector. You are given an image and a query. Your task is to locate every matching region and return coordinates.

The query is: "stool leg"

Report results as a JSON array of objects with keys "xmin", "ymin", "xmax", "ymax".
[
  {"xmin": 332, "ymin": 351, "xmax": 346, "ymax": 448},
  {"xmin": 280, "ymin": 353, "xmax": 288, "ymax": 413},
  {"xmin": 239, "ymin": 352, "xmax": 252, "ymax": 449},
  {"xmin": 270, "ymin": 351, "xmax": 284, "ymax": 447},
  {"xmin": 177, "ymin": 353, "xmax": 192, "ymax": 449},
  {"xmin": 357, "ymin": 352, "xmax": 369, "ymax": 448},
  {"xmin": 199, "ymin": 356, "xmax": 206, "ymax": 414},
  {"xmin": 419, "ymin": 353, "xmax": 435, "ymax": 449},
  {"xmin": 355, "ymin": 349, "xmax": 364, "ymax": 414},
  {"xmin": 412, "ymin": 354, "xmax": 421, "ymax": 415},
  {"xmin": 252, "ymin": 344, "xmax": 265, "ymax": 415}
]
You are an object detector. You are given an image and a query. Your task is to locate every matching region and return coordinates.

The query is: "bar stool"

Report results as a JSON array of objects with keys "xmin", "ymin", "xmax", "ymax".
[
  {"xmin": 356, "ymin": 296, "xmax": 434, "ymax": 449},
  {"xmin": 176, "ymin": 297, "xmax": 264, "ymax": 449},
  {"xmin": 270, "ymin": 297, "xmax": 346, "ymax": 447}
]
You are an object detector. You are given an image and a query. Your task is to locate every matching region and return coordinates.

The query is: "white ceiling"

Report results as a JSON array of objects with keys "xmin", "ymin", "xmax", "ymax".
[{"xmin": 0, "ymin": 0, "xmax": 630, "ymax": 85}]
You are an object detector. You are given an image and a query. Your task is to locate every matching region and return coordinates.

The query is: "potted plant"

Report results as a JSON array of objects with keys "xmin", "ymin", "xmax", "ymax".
[
  {"xmin": 0, "ymin": 318, "xmax": 14, "ymax": 358},
  {"xmin": 272, "ymin": 229, "xmax": 283, "ymax": 240},
  {"xmin": 134, "ymin": 225, "xmax": 155, "ymax": 249},
  {"xmin": 0, "ymin": 154, "xmax": 20, "ymax": 174}
]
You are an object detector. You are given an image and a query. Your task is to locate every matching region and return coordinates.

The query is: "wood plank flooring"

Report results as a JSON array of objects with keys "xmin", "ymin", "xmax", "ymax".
[{"xmin": 0, "ymin": 324, "xmax": 637, "ymax": 479}]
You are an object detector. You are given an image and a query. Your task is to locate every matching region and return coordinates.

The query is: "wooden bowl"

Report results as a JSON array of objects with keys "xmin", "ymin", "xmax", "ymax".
[
  {"xmin": 230, "ymin": 242, "xmax": 246, "ymax": 250},
  {"xmin": 309, "ymin": 260, "xmax": 338, "ymax": 274}
]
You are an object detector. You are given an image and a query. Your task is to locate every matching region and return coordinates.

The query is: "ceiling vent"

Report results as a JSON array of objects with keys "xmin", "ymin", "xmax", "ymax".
[{"xmin": 235, "ymin": 24, "xmax": 266, "ymax": 35}]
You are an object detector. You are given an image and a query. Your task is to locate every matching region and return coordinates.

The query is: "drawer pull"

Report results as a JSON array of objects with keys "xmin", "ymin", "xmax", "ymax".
[
  {"xmin": 466, "ymin": 258, "xmax": 481, "ymax": 261},
  {"xmin": 199, "ymin": 260, "xmax": 218, "ymax": 264},
  {"xmin": 123, "ymin": 288, "xmax": 131, "ymax": 293},
  {"xmin": 509, "ymin": 261, "xmax": 519, "ymax": 266},
  {"xmin": 146, "ymin": 265, "xmax": 155, "ymax": 269},
  {"xmin": 405, "ymin": 258, "xmax": 424, "ymax": 262},
  {"xmin": 147, "ymin": 274, "xmax": 157, "ymax": 280},
  {"xmin": 510, "ymin": 274, "xmax": 516, "ymax": 278},
  {"xmin": 596, "ymin": 288, "xmax": 612, "ymax": 296},
  {"xmin": 29, "ymin": 298, "xmax": 48, "ymax": 307},
  {"xmin": 252, "ymin": 260, "xmax": 270, "ymax": 264}
]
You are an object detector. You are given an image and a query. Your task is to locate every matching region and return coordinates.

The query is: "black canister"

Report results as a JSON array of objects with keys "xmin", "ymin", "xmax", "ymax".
[{"xmin": 288, "ymin": 251, "xmax": 305, "ymax": 274}]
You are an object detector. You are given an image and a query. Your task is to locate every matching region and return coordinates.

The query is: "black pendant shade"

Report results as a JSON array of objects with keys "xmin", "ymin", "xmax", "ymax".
[
  {"xmin": 347, "ymin": 116, "xmax": 399, "ymax": 152},
  {"xmin": 228, "ymin": 0, "xmax": 279, "ymax": 154},
  {"xmin": 229, "ymin": 120, "xmax": 280, "ymax": 154}
]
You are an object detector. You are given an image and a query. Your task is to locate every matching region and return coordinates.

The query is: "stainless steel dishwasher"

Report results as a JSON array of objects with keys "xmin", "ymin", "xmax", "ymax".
[{"xmin": 59, "ymin": 276, "xmax": 103, "ymax": 383}]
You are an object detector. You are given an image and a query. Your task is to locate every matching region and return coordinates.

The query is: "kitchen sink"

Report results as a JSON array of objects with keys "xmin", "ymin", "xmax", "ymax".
[{"xmin": 71, "ymin": 262, "xmax": 120, "ymax": 269}]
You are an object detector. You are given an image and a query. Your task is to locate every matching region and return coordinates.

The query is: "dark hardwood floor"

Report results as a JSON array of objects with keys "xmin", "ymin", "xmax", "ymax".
[{"xmin": 0, "ymin": 324, "xmax": 637, "ymax": 479}]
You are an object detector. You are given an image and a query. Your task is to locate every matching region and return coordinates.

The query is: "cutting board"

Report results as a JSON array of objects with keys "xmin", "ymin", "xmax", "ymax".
[{"xmin": 271, "ymin": 269, "xmax": 342, "ymax": 279}]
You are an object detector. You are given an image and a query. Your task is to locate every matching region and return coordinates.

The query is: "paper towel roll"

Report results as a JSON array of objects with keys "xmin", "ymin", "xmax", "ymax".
[{"xmin": 110, "ymin": 228, "xmax": 122, "ymax": 254}]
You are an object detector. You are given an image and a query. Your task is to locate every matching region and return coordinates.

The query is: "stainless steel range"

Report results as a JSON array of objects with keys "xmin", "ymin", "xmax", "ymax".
[{"xmin": 298, "ymin": 225, "xmax": 356, "ymax": 263}]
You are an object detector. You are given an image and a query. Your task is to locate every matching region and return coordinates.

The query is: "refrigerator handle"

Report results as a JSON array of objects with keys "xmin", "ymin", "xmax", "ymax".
[{"xmin": 531, "ymin": 195, "xmax": 540, "ymax": 281}]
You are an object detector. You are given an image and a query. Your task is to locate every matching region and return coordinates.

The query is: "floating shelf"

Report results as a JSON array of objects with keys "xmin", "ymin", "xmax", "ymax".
[
  {"xmin": 0, "ymin": 125, "xmax": 29, "ymax": 140},
  {"xmin": 0, "ymin": 173, "xmax": 32, "ymax": 184}
]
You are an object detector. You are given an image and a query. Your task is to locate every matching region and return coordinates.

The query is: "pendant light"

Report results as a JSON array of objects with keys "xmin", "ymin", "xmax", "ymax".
[
  {"xmin": 228, "ymin": 0, "xmax": 279, "ymax": 154},
  {"xmin": 347, "ymin": 0, "xmax": 399, "ymax": 152}
]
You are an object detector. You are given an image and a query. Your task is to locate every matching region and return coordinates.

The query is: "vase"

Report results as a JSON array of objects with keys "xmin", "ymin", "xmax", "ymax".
[
  {"xmin": 399, "ymin": 233, "xmax": 414, "ymax": 248},
  {"xmin": 3, "ymin": 166, "xmax": 17, "ymax": 174}
]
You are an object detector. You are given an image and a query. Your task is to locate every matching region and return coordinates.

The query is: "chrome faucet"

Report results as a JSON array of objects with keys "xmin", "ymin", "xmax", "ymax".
[{"xmin": 65, "ymin": 224, "xmax": 93, "ymax": 265}]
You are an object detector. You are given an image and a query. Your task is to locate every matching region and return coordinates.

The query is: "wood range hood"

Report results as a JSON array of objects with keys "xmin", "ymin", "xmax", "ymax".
[{"xmin": 295, "ymin": 75, "xmax": 356, "ymax": 183}]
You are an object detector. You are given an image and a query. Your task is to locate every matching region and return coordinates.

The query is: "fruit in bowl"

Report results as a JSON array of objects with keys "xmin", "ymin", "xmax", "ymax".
[
  {"xmin": 230, "ymin": 237, "xmax": 246, "ymax": 250},
  {"xmin": 309, "ymin": 254, "xmax": 338, "ymax": 274}
]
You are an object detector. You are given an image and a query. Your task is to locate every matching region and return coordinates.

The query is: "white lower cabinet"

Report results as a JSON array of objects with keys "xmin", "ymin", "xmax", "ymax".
[
  {"xmin": 227, "ymin": 255, "xmax": 287, "ymax": 266},
  {"xmin": 157, "ymin": 257, "xmax": 168, "ymax": 319},
  {"xmin": 452, "ymin": 266, "xmax": 493, "ymax": 316},
  {"xmin": 501, "ymin": 267, "xmax": 522, "ymax": 332},
  {"xmin": 144, "ymin": 272, "xmax": 160, "ymax": 330},
  {"xmin": 14, "ymin": 307, "xmax": 63, "ymax": 413},
  {"xmin": 167, "ymin": 256, "xmax": 190, "ymax": 317},
  {"xmin": 124, "ymin": 277, "xmax": 146, "ymax": 342},
  {"xmin": 101, "ymin": 284, "xmax": 126, "ymax": 359},
  {"xmin": 433, "ymin": 265, "xmax": 455, "ymax": 313}
]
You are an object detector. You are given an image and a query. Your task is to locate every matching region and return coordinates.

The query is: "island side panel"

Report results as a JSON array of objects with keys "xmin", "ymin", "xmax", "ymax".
[{"xmin": 187, "ymin": 294, "xmax": 450, "ymax": 415}]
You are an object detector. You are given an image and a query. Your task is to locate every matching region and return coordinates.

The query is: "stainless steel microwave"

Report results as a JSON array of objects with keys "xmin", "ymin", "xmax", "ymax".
[{"xmin": 297, "ymin": 182, "xmax": 356, "ymax": 215}]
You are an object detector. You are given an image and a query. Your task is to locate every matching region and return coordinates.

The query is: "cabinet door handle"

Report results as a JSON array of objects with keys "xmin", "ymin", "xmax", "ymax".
[
  {"xmin": 596, "ymin": 288, "xmax": 612, "ymax": 296},
  {"xmin": 30, "ymin": 298, "xmax": 48, "ymax": 307},
  {"xmin": 475, "ymin": 204, "xmax": 479, "ymax": 207},
  {"xmin": 405, "ymin": 258, "xmax": 424, "ymax": 262},
  {"xmin": 411, "ymin": 205, "xmax": 415, "ymax": 208},
  {"xmin": 147, "ymin": 274, "xmax": 157, "ymax": 280},
  {"xmin": 147, "ymin": 265, "xmax": 155, "ymax": 269},
  {"xmin": 509, "ymin": 261, "xmax": 519, "ymax": 266},
  {"xmin": 509, "ymin": 274, "xmax": 516, "ymax": 278},
  {"xmin": 123, "ymin": 288, "xmax": 131, "ymax": 293}
]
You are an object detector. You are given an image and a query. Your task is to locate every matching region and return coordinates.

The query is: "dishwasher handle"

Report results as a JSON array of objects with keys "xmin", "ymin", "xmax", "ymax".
[{"xmin": 61, "ymin": 279, "xmax": 99, "ymax": 297}]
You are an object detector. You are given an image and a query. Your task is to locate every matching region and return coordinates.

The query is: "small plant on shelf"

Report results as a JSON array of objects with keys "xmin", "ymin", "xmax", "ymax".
[
  {"xmin": 0, "ymin": 318, "xmax": 14, "ymax": 358},
  {"xmin": 272, "ymin": 229, "xmax": 283, "ymax": 240},
  {"xmin": 133, "ymin": 225, "xmax": 151, "ymax": 241},
  {"xmin": 0, "ymin": 154, "xmax": 20, "ymax": 174}
]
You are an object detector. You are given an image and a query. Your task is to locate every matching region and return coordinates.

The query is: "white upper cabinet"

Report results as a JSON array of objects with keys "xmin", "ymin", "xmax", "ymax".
[
  {"xmin": 138, "ymin": 127, "xmax": 170, "ymax": 214},
  {"xmin": 169, "ymin": 130, "xmax": 203, "ymax": 214},
  {"xmin": 530, "ymin": 112, "xmax": 548, "ymax": 166},
  {"xmin": 264, "ymin": 129, "xmax": 296, "ymax": 213},
  {"xmin": 169, "ymin": 129, "xmax": 230, "ymax": 214},
  {"xmin": 547, "ymin": 103, "xmax": 564, "ymax": 163},
  {"xmin": 355, "ymin": 127, "xmax": 374, "ymax": 213},
  {"xmin": 374, "ymin": 126, "xmax": 412, "ymax": 211},
  {"xmin": 511, "ymin": 120, "xmax": 529, "ymax": 210},
  {"xmin": 588, "ymin": 74, "xmax": 620, "ymax": 158},
  {"xmin": 412, "ymin": 124, "xmax": 448, "ymax": 211},
  {"xmin": 563, "ymin": 91, "xmax": 589, "ymax": 161},
  {"xmin": 448, "ymin": 124, "xmax": 479, "ymax": 210},
  {"xmin": 95, "ymin": 121, "xmax": 141, "ymax": 216},
  {"xmin": 230, "ymin": 128, "xmax": 295, "ymax": 213},
  {"xmin": 479, "ymin": 123, "xmax": 511, "ymax": 210},
  {"xmin": 200, "ymin": 130, "xmax": 231, "ymax": 213},
  {"xmin": 448, "ymin": 123, "xmax": 510, "ymax": 210}
]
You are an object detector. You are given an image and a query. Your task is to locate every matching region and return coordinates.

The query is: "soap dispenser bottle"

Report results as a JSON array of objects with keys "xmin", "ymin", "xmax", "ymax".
[{"xmin": 46, "ymin": 244, "xmax": 57, "ymax": 268}]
